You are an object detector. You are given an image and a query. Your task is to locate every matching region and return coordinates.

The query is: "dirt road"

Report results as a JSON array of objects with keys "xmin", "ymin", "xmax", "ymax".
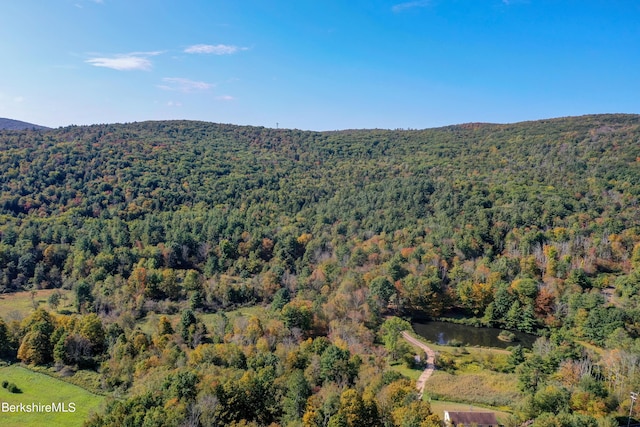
[{"xmin": 401, "ymin": 331, "xmax": 436, "ymax": 398}]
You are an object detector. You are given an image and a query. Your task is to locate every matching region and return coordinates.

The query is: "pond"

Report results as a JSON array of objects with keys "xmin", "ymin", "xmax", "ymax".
[{"xmin": 412, "ymin": 321, "xmax": 537, "ymax": 349}]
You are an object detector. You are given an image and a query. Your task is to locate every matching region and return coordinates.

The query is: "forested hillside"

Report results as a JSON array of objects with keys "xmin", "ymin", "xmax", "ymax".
[{"xmin": 1, "ymin": 114, "xmax": 640, "ymax": 426}]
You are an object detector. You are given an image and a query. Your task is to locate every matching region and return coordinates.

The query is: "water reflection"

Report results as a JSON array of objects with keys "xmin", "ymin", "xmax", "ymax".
[{"xmin": 412, "ymin": 321, "xmax": 536, "ymax": 349}]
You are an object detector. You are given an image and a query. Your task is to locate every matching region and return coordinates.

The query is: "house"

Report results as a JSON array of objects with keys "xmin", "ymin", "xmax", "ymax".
[{"xmin": 443, "ymin": 411, "xmax": 499, "ymax": 427}]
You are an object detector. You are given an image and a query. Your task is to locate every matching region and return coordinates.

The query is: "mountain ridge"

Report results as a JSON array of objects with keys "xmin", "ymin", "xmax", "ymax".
[
  {"xmin": 5, "ymin": 112, "xmax": 639, "ymax": 133},
  {"xmin": 0, "ymin": 117, "xmax": 50, "ymax": 130}
]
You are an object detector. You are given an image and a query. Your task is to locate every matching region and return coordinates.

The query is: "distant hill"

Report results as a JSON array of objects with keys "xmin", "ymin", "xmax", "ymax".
[
  {"xmin": 0, "ymin": 113, "xmax": 638, "ymax": 234},
  {"xmin": 0, "ymin": 117, "xmax": 49, "ymax": 130}
]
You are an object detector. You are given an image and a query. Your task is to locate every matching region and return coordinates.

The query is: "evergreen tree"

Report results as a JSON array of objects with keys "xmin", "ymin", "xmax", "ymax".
[{"xmin": 282, "ymin": 370, "xmax": 311, "ymax": 424}]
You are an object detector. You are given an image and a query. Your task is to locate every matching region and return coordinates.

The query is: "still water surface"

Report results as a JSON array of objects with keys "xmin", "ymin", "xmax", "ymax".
[{"xmin": 412, "ymin": 321, "xmax": 537, "ymax": 349}]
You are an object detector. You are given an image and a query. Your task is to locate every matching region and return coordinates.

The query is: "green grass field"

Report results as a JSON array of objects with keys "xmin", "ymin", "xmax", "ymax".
[
  {"xmin": 0, "ymin": 365, "xmax": 104, "ymax": 427},
  {"xmin": 388, "ymin": 362, "xmax": 423, "ymax": 381},
  {"xmin": 0, "ymin": 290, "xmax": 75, "ymax": 322}
]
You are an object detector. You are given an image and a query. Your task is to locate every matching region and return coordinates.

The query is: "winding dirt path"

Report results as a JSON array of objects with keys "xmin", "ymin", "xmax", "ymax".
[{"xmin": 401, "ymin": 331, "xmax": 436, "ymax": 398}]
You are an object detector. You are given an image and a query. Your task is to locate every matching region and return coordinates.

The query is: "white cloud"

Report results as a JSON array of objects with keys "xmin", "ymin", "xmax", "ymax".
[
  {"xmin": 159, "ymin": 77, "xmax": 214, "ymax": 93},
  {"xmin": 87, "ymin": 56, "xmax": 151, "ymax": 71},
  {"xmin": 184, "ymin": 44, "xmax": 246, "ymax": 55},
  {"xmin": 391, "ymin": 0, "xmax": 430, "ymax": 13},
  {"xmin": 85, "ymin": 51, "xmax": 162, "ymax": 71},
  {"xmin": 216, "ymin": 95, "xmax": 235, "ymax": 101},
  {"xmin": 14, "ymin": 96, "xmax": 24, "ymax": 103},
  {"xmin": 167, "ymin": 101, "xmax": 183, "ymax": 107}
]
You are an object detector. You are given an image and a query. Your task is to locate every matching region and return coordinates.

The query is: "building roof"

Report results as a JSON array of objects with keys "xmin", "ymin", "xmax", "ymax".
[{"xmin": 446, "ymin": 411, "xmax": 498, "ymax": 426}]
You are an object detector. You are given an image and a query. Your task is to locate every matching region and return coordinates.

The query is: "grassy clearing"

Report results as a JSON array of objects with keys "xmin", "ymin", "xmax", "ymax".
[
  {"xmin": 27, "ymin": 365, "xmax": 105, "ymax": 396},
  {"xmin": 138, "ymin": 304, "xmax": 271, "ymax": 336},
  {"xmin": 400, "ymin": 330, "xmax": 520, "ymax": 410},
  {"xmin": 404, "ymin": 332, "xmax": 513, "ymax": 378},
  {"xmin": 201, "ymin": 304, "xmax": 271, "ymax": 329},
  {"xmin": 0, "ymin": 365, "xmax": 104, "ymax": 427},
  {"xmin": 0, "ymin": 290, "xmax": 75, "ymax": 322},
  {"xmin": 401, "ymin": 341, "xmax": 521, "ymax": 409},
  {"xmin": 216, "ymin": 304, "xmax": 267, "ymax": 318},
  {"xmin": 388, "ymin": 361, "xmax": 423, "ymax": 381},
  {"xmin": 438, "ymin": 345, "xmax": 511, "ymax": 374},
  {"xmin": 425, "ymin": 370, "xmax": 522, "ymax": 410}
]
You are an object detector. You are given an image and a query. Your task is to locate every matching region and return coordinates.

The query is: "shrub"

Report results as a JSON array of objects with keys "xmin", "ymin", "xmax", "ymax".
[
  {"xmin": 437, "ymin": 353, "xmax": 456, "ymax": 373},
  {"xmin": 1, "ymin": 380, "xmax": 7, "ymax": 388},
  {"xmin": 7, "ymin": 382, "xmax": 21, "ymax": 393},
  {"xmin": 498, "ymin": 331, "xmax": 516, "ymax": 342},
  {"xmin": 403, "ymin": 352, "xmax": 418, "ymax": 369}
]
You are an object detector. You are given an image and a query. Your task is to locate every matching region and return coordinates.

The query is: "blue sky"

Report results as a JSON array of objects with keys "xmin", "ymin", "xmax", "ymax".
[{"xmin": 1, "ymin": 1, "xmax": 639, "ymax": 130}]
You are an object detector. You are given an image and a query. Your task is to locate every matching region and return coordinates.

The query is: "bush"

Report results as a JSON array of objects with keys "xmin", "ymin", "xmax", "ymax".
[
  {"xmin": 7, "ymin": 382, "xmax": 21, "ymax": 393},
  {"xmin": 403, "ymin": 352, "xmax": 418, "ymax": 369},
  {"xmin": 437, "ymin": 353, "xmax": 456, "ymax": 373},
  {"xmin": 498, "ymin": 331, "xmax": 516, "ymax": 342},
  {"xmin": 1, "ymin": 380, "xmax": 7, "ymax": 388}
]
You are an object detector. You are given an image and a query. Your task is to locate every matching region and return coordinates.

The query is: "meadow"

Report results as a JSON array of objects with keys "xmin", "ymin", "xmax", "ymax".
[
  {"xmin": 0, "ymin": 289, "xmax": 74, "ymax": 321},
  {"xmin": 425, "ymin": 370, "xmax": 521, "ymax": 409},
  {"xmin": 402, "ymin": 333, "xmax": 521, "ymax": 412},
  {"xmin": 138, "ymin": 304, "xmax": 269, "ymax": 336},
  {"xmin": 0, "ymin": 365, "xmax": 104, "ymax": 427}
]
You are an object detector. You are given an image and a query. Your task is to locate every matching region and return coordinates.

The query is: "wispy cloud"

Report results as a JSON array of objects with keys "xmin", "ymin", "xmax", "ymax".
[
  {"xmin": 86, "ymin": 56, "xmax": 151, "ymax": 71},
  {"xmin": 184, "ymin": 44, "xmax": 247, "ymax": 55},
  {"xmin": 391, "ymin": 0, "xmax": 430, "ymax": 13},
  {"xmin": 86, "ymin": 52, "xmax": 162, "ymax": 71},
  {"xmin": 216, "ymin": 95, "xmax": 235, "ymax": 101},
  {"xmin": 158, "ymin": 77, "xmax": 214, "ymax": 93}
]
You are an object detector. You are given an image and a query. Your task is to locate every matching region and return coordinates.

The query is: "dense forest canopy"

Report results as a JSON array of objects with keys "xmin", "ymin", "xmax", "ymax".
[
  {"xmin": 1, "ymin": 115, "xmax": 639, "ymax": 288},
  {"xmin": 1, "ymin": 114, "xmax": 640, "ymax": 426}
]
